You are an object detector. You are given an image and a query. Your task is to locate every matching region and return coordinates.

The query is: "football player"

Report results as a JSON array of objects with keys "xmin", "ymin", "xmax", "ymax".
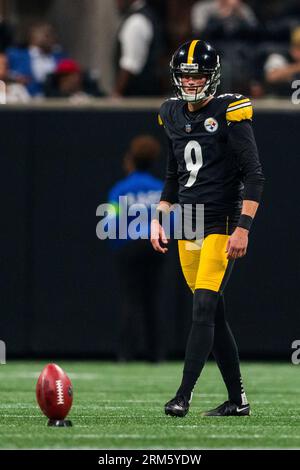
[{"xmin": 151, "ymin": 40, "xmax": 265, "ymax": 417}]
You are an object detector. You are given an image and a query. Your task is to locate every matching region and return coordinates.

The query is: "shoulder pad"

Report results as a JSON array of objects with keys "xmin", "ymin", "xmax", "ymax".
[
  {"xmin": 224, "ymin": 95, "xmax": 253, "ymax": 122},
  {"xmin": 158, "ymin": 98, "xmax": 180, "ymax": 127}
]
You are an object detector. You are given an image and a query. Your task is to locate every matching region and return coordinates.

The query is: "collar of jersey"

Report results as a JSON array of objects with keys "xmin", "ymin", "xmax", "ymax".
[{"xmin": 183, "ymin": 98, "xmax": 215, "ymax": 122}]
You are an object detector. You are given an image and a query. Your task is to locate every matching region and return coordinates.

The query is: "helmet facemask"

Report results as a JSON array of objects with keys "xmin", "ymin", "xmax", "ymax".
[{"xmin": 171, "ymin": 59, "xmax": 221, "ymax": 103}]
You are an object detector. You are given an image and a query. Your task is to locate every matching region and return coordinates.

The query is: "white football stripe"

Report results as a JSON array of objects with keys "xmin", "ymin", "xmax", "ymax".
[{"xmin": 226, "ymin": 102, "xmax": 252, "ymax": 112}]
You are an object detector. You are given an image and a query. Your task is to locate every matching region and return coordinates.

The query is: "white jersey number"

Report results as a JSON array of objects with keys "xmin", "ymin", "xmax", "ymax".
[{"xmin": 184, "ymin": 140, "xmax": 203, "ymax": 187}]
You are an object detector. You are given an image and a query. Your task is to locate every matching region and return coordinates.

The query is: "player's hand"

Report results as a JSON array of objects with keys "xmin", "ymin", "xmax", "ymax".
[
  {"xmin": 150, "ymin": 219, "xmax": 169, "ymax": 254},
  {"xmin": 226, "ymin": 227, "xmax": 248, "ymax": 259}
]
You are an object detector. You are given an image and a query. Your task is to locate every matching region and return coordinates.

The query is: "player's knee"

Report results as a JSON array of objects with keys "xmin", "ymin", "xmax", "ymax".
[
  {"xmin": 215, "ymin": 293, "xmax": 226, "ymax": 324},
  {"xmin": 192, "ymin": 289, "xmax": 220, "ymax": 326}
]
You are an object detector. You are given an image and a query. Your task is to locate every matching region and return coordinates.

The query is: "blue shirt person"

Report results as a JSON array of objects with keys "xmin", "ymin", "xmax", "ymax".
[
  {"xmin": 108, "ymin": 136, "xmax": 163, "ymax": 248},
  {"xmin": 7, "ymin": 23, "xmax": 66, "ymax": 96},
  {"xmin": 107, "ymin": 135, "xmax": 165, "ymax": 362}
]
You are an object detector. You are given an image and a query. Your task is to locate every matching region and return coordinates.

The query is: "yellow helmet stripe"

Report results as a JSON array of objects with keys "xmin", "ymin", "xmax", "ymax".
[{"xmin": 187, "ymin": 40, "xmax": 199, "ymax": 64}]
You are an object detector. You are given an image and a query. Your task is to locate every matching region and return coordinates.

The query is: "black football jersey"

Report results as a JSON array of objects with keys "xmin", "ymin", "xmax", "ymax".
[{"xmin": 158, "ymin": 94, "xmax": 264, "ymax": 224}]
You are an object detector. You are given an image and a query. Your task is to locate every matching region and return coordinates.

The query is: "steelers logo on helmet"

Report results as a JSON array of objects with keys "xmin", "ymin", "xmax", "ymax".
[
  {"xmin": 204, "ymin": 117, "xmax": 219, "ymax": 133},
  {"xmin": 170, "ymin": 39, "xmax": 221, "ymax": 103}
]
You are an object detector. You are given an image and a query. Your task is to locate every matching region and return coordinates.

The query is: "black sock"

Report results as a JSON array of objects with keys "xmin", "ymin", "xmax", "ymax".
[
  {"xmin": 177, "ymin": 289, "xmax": 219, "ymax": 399},
  {"xmin": 212, "ymin": 295, "xmax": 247, "ymax": 406}
]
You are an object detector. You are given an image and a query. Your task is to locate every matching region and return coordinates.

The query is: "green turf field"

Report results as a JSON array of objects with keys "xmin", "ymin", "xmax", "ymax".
[{"xmin": 0, "ymin": 361, "xmax": 299, "ymax": 449}]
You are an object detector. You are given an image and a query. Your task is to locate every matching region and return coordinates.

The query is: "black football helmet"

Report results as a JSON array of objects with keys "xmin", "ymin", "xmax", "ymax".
[{"xmin": 170, "ymin": 39, "xmax": 221, "ymax": 103}]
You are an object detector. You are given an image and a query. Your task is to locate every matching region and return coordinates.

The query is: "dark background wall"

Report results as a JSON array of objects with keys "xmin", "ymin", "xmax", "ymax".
[{"xmin": 1, "ymin": 105, "xmax": 299, "ymax": 360}]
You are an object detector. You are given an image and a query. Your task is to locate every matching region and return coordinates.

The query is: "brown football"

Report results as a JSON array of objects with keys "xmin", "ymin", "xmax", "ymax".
[{"xmin": 36, "ymin": 363, "xmax": 73, "ymax": 420}]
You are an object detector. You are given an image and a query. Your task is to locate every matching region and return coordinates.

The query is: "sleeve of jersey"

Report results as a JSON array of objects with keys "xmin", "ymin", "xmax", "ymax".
[
  {"xmin": 226, "ymin": 97, "xmax": 253, "ymax": 123},
  {"xmin": 160, "ymin": 138, "xmax": 179, "ymax": 204},
  {"xmin": 157, "ymin": 102, "xmax": 168, "ymax": 130},
  {"xmin": 228, "ymin": 121, "xmax": 265, "ymax": 202}
]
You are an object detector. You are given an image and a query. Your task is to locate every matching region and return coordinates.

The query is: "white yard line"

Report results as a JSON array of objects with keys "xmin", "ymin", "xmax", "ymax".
[{"xmin": 2, "ymin": 433, "xmax": 300, "ymax": 442}]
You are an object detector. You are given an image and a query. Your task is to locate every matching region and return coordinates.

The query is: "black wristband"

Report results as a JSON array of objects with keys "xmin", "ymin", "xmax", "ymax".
[{"xmin": 237, "ymin": 214, "xmax": 253, "ymax": 231}]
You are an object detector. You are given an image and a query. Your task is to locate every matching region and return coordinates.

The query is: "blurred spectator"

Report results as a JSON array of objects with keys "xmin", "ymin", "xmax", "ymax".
[
  {"xmin": 189, "ymin": 1, "xmax": 259, "ymax": 94},
  {"xmin": 265, "ymin": 0, "xmax": 300, "ymax": 42},
  {"xmin": 44, "ymin": 59, "xmax": 104, "ymax": 101},
  {"xmin": 191, "ymin": 0, "xmax": 258, "ymax": 40},
  {"xmin": 7, "ymin": 22, "xmax": 66, "ymax": 97},
  {"xmin": 108, "ymin": 135, "xmax": 165, "ymax": 362},
  {"xmin": 165, "ymin": 0, "xmax": 195, "ymax": 47},
  {"xmin": 0, "ymin": 17, "xmax": 13, "ymax": 51},
  {"xmin": 264, "ymin": 26, "xmax": 300, "ymax": 97},
  {"xmin": 113, "ymin": 0, "xmax": 163, "ymax": 96},
  {"xmin": 0, "ymin": 53, "xmax": 30, "ymax": 103}
]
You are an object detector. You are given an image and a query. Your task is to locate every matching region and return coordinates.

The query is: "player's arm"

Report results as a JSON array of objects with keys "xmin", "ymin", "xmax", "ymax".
[
  {"xmin": 266, "ymin": 62, "xmax": 300, "ymax": 84},
  {"xmin": 113, "ymin": 15, "xmax": 153, "ymax": 97},
  {"xmin": 151, "ymin": 137, "xmax": 179, "ymax": 254},
  {"xmin": 113, "ymin": 69, "xmax": 134, "ymax": 97},
  {"xmin": 226, "ymin": 118, "xmax": 265, "ymax": 259}
]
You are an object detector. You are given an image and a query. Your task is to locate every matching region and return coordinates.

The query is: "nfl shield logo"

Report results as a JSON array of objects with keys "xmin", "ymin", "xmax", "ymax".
[{"xmin": 185, "ymin": 123, "xmax": 192, "ymax": 133}]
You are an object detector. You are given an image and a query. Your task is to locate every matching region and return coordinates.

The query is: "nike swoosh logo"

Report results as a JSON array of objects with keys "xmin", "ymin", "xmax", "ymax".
[{"xmin": 236, "ymin": 406, "xmax": 249, "ymax": 412}]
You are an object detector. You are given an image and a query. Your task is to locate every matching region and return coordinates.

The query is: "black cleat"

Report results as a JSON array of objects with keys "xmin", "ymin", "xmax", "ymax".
[
  {"xmin": 164, "ymin": 394, "xmax": 191, "ymax": 417},
  {"xmin": 202, "ymin": 400, "xmax": 251, "ymax": 417}
]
